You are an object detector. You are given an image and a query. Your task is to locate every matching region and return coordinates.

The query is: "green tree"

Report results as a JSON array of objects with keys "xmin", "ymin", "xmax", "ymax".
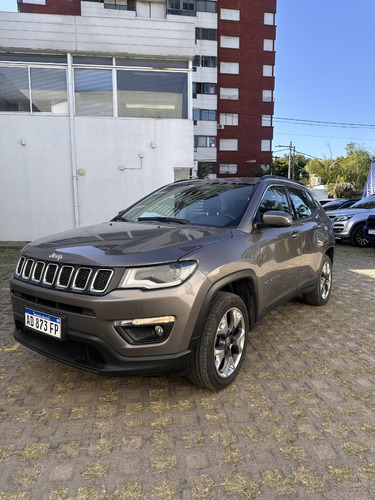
[
  {"xmin": 339, "ymin": 143, "xmax": 375, "ymax": 189},
  {"xmin": 306, "ymin": 143, "xmax": 374, "ymax": 192}
]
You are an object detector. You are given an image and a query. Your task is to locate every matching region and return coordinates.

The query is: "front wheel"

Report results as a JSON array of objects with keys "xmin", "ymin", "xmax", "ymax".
[
  {"xmin": 303, "ymin": 255, "xmax": 332, "ymax": 306},
  {"xmin": 350, "ymin": 225, "xmax": 370, "ymax": 248},
  {"xmin": 187, "ymin": 292, "xmax": 249, "ymax": 391}
]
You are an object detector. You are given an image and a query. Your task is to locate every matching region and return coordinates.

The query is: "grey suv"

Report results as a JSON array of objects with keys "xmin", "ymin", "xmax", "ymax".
[
  {"xmin": 10, "ymin": 176, "xmax": 335, "ymax": 390},
  {"xmin": 326, "ymin": 194, "xmax": 375, "ymax": 248}
]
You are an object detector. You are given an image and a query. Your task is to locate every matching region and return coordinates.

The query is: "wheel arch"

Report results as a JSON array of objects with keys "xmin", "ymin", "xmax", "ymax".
[{"xmin": 189, "ymin": 271, "xmax": 258, "ymax": 349}]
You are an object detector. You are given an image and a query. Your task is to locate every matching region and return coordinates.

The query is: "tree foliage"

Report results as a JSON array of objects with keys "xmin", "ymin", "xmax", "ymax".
[{"xmin": 305, "ymin": 143, "xmax": 374, "ymax": 193}]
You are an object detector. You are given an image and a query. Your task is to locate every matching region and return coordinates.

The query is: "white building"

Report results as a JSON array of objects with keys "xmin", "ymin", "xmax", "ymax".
[{"xmin": 0, "ymin": 1, "xmax": 197, "ymax": 241}]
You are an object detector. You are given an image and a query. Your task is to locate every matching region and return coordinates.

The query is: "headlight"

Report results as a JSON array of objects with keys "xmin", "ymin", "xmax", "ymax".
[
  {"xmin": 119, "ymin": 261, "xmax": 197, "ymax": 290},
  {"xmin": 334, "ymin": 215, "xmax": 353, "ymax": 222}
]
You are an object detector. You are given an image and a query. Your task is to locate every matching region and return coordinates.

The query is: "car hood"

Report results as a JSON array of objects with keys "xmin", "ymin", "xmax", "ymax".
[
  {"xmin": 21, "ymin": 221, "xmax": 232, "ymax": 266},
  {"xmin": 326, "ymin": 207, "xmax": 374, "ymax": 218}
]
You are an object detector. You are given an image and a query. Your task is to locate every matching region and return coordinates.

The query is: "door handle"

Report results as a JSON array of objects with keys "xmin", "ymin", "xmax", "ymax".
[{"xmin": 292, "ymin": 230, "xmax": 300, "ymax": 238}]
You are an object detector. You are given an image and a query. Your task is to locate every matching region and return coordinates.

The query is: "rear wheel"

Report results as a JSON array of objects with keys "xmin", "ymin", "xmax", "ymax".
[
  {"xmin": 303, "ymin": 255, "xmax": 332, "ymax": 306},
  {"xmin": 187, "ymin": 292, "xmax": 248, "ymax": 391},
  {"xmin": 350, "ymin": 225, "xmax": 370, "ymax": 248}
]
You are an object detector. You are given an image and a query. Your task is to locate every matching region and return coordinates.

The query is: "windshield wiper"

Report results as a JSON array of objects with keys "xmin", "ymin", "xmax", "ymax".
[{"xmin": 137, "ymin": 216, "xmax": 190, "ymax": 225}]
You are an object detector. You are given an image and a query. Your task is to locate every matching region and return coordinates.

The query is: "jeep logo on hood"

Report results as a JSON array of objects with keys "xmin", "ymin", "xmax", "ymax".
[{"xmin": 49, "ymin": 252, "xmax": 63, "ymax": 261}]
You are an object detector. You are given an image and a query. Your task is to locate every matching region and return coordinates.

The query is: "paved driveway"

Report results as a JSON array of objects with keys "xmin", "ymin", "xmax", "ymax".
[{"xmin": 0, "ymin": 244, "xmax": 374, "ymax": 499}]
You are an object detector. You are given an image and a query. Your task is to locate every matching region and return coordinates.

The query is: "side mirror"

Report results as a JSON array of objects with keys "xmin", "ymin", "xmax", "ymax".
[{"xmin": 262, "ymin": 210, "xmax": 293, "ymax": 227}]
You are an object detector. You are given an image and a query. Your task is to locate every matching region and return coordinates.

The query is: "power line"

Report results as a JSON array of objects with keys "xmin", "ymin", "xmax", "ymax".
[{"xmin": 274, "ymin": 116, "xmax": 375, "ymax": 129}]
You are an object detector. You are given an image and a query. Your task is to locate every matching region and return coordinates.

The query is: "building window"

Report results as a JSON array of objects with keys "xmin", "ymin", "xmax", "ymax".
[
  {"xmin": 30, "ymin": 68, "xmax": 68, "ymax": 113},
  {"xmin": 262, "ymin": 115, "xmax": 272, "ymax": 127},
  {"xmin": 220, "ymin": 8, "xmax": 240, "ymax": 21},
  {"xmin": 0, "ymin": 67, "xmax": 30, "ymax": 112},
  {"xmin": 193, "ymin": 82, "xmax": 217, "ymax": 96},
  {"xmin": 220, "ymin": 139, "xmax": 238, "ymax": 151},
  {"xmin": 193, "ymin": 56, "xmax": 217, "ymax": 69},
  {"xmin": 74, "ymin": 69, "xmax": 113, "ymax": 117},
  {"xmin": 167, "ymin": 0, "xmax": 196, "ymax": 16},
  {"xmin": 263, "ymin": 65, "xmax": 274, "ymax": 77},
  {"xmin": 264, "ymin": 13, "xmax": 275, "ymax": 25},
  {"xmin": 264, "ymin": 39, "xmax": 275, "ymax": 52},
  {"xmin": 261, "ymin": 139, "xmax": 271, "ymax": 151},
  {"xmin": 201, "ymin": 56, "xmax": 217, "ymax": 67},
  {"xmin": 219, "ymin": 164, "xmax": 238, "ymax": 174},
  {"xmin": 22, "ymin": 0, "xmax": 46, "ymax": 4},
  {"xmin": 219, "ymin": 113, "xmax": 238, "ymax": 126},
  {"xmin": 198, "ymin": 161, "xmax": 216, "ymax": 176},
  {"xmin": 193, "ymin": 109, "xmax": 216, "ymax": 121},
  {"xmin": 220, "ymin": 87, "xmax": 239, "ymax": 100},
  {"xmin": 0, "ymin": 66, "xmax": 68, "ymax": 114},
  {"xmin": 262, "ymin": 90, "xmax": 273, "ymax": 102},
  {"xmin": 196, "ymin": 1, "xmax": 217, "ymax": 13},
  {"xmin": 117, "ymin": 71, "xmax": 188, "ymax": 119},
  {"xmin": 195, "ymin": 136, "xmax": 216, "ymax": 147},
  {"xmin": 220, "ymin": 62, "xmax": 239, "ymax": 75},
  {"xmin": 196, "ymin": 28, "xmax": 217, "ymax": 41},
  {"xmin": 220, "ymin": 36, "xmax": 240, "ymax": 49},
  {"xmin": 104, "ymin": 0, "xmax": 136, "ymax": 11}
]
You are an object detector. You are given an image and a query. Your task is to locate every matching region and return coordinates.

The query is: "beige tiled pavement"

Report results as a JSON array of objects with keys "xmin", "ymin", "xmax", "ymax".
[{"xmin": 0, "ymin": 244, "xmax": 374, "ymax": 499}]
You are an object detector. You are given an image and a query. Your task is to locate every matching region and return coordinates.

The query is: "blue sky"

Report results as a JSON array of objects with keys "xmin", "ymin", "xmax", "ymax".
[
  {"xmin": 2, "ymin": 0, "xmax": 375, "ymax": 161},
  {"xmin": 274, "ymin": 0, "xmax": 375, "ymax": 160}
]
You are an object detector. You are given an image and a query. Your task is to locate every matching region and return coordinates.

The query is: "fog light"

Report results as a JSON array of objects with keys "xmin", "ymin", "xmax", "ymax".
[
  {"xmin": 113, "ymin": 316, "xmax": 175, "ymax": 345},
  {"xmin": 154, "ymin": 325, "xmax": 164, "ymax": 337}
]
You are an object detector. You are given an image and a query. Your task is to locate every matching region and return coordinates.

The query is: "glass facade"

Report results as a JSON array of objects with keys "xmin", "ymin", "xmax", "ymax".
[{"xmin": 0, "ymin": 54, "xmax": 189, "ymax": 120}]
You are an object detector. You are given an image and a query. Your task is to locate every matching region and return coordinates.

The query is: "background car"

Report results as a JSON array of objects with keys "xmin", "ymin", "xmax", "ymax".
[
  {"xmin": 322, "ymin": 199, "xmax": 359, "ymax": 211},
  {"xmin": 363, "ymin": 215, "xmax": 375, "ymax": 248},
  {"xmin": 326, "ymin": 194, "xmax": 375, "ymax": 247}
]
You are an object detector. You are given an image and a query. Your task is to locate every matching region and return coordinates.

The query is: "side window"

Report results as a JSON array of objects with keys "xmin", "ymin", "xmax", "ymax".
[
  {"xmin": 258, "ymin": 186, "xmax": 291, "ymax": 219},
  {"xmin": 288, "ymin": 188, "xmax": 313, "ymax": 219}
]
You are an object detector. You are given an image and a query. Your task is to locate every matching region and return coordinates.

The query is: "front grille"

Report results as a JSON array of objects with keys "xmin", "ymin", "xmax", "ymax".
[
  {"xmin": 18, "ymin": 324, "xmax": 105, "ymax": 364},
  {"xmin": 15, "ymin": 257, "xmax": 114, "ymax": 295}
]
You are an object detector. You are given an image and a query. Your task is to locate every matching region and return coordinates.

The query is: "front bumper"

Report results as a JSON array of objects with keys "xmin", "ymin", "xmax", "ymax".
[
  {"xmin": 10, "ymin": 271, "xmax": 207, "ymax": 376},
  {"xmin": 13, "ymin": 320, "xmax": 192, "ymax": 376},
  {"xmin": 331, "ymin": 221, "xmax": 351, "ymax": 239}
]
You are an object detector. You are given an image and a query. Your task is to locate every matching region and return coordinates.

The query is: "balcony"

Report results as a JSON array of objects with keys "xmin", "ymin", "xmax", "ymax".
[{"xmin": 85, "ymin": 0, "xmax": 136, "ymax": 11}]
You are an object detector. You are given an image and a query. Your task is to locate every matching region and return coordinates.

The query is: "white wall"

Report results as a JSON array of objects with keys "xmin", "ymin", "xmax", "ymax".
[
  {"xmin": 0, "ymin": 9, "xmax": 195, "ymax": 59},
  {"xmin": 74, "ymin": 117, "xmax": 193, "ymax": 227},
  {"xmin": 0, "ymin": 9, "xmax": 195, "ymax": 242},
  {"xmin": 0, "ymin": 115, "xmax": 74, "ymax": 241},
  {"xmin": 0, "ymin": 113, "xmax": 193, "ymax": 241}
]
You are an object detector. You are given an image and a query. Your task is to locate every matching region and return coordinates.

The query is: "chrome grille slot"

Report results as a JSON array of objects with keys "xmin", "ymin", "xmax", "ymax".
[
  {"xmin": 22, "ymin": 259, "xmax": 34, "ymax": 279},
  {"xmin": 44, "ymin": 263, "xmax": 58, "ymax": 285},
  {"xmin": 91, "ymin": 269, "xmax": 113, "ymax": 293},
  {"xmin": 57, "ymin": 266, "xmax": 74, "ymax": 289},
  {"xmin": 14, "ymin": 257, "xmax": 114, "ymax": 295},
  {"xmin": 16, "ymin": 256, "xmax": 26, "ymax": 276},
  {"xmin": 32, "ymin": 261, "xmax": 45, "ymax": 283},
  {"xmin": 73, "ymin": 268, "xmax": 92, "ymax": 291}
]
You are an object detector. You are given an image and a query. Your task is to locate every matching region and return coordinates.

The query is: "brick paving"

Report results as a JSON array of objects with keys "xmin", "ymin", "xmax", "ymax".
[{"xmin": 0, "ymin": 244, "xmax": 374, "ymax": 499}]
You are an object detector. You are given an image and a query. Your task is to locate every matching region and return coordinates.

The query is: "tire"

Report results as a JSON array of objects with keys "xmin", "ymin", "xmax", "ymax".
[
  {"xmin": 187, "ymin": 292, "xmax": 249, "ymax": 391},
  {"xmin": 303, "ymin": 255, "xmax": 332, "ymax": 306},
  {"xmin": 349, "ymin": 225, "xmax": 371, "ymax": 248}
]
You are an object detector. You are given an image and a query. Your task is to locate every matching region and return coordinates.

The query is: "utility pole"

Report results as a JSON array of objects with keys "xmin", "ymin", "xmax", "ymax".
[
  {"xmin": 276, "ymin": 142, "xmax": 295, "ymax": 179},
  {"xmin": 288, "ymin": 141, "xmax": 293, "ymax": 179}
]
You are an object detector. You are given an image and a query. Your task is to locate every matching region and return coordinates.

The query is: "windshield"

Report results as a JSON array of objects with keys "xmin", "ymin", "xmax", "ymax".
[
  {"xmin": 117, "ymin": 182, "xmax": 256, "ymax": 228},
  {"xmin": 350, "ymin": 195, "xmax": 375, "ymax": 210}
]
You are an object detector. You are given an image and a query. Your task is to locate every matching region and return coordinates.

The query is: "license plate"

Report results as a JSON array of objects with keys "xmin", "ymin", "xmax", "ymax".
[
  {"xmin": 25, "ymin": 307, "xmax": 62, "ymax": 339},
  {"xmin": 368, "ymin": 229, "xmax": 375, "ymax": 235}
]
